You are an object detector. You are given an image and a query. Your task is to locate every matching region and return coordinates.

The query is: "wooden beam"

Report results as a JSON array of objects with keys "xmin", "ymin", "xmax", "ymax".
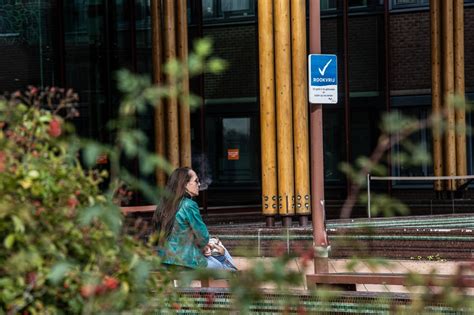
[
  {"xmin": 177, "ymin": 0, "xmax": 192, "ymax": 168},
  {"xmin": 291, "ymin": 0, "xmax": 310, "ymax": 220},
  {"xmin": 274, "ymin": 0, "xmax": 295, "ymax": 218},
  {"xmin": 307, "ymin": 273, "xmax": 474, "ymax": 287},
  {"xmin": 121, "ymin": 205, "xmax": 156, "ymax": 215},
  {"xmin": 431, "ymin": 0, "xmax": 443, "ymax": 192},
  {"xmin": 151, "ymin": 0, "xmax": 167, "ymax": 187},
  {"xmin": 164, "ymin": 0, "xmax": 180, "ymax": 168},
  {"xmin": 441, "ymin": 0, "xmax": 456, "ymax": 191},
  {"xmin": 454, "ymin": 0, "xmax": 467, "ymax": 189},
  {"xmin": 258, "ymin": 0, "xmax": 278, "ymax": 219}
]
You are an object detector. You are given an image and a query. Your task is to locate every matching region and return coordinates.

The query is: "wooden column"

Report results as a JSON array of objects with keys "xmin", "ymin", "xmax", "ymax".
[
  {"xmin": 151, "ymin": 0, "xmax": 166, "ymax": 187},
  {"xmin": 274, "ymin": 0, "xmax": 295, "ymax": 221},
  {"xmin": 291, "ymin": 0, "xmax": 310, "ymax": 222},
  {"xmin": 164, "ymin": 0, "xmax": 180, "ymax": 168},
  {"xmin": 431, "ymin": 0, "xmax": 443, "ymax": 192},
  {"xmin": 177, "ymin": 0, "xmax": 192, "ymax": 167},
  {"xmin": 454, "ymin": 0, "xmax": 466, "ymax": 188},
  {"xmin": 258, "ymin": 0, "xmax": 278, "ymax": 222},
  {"xmin": 441, "ymin": 0, "xmax": 456, "ymax": 191}
]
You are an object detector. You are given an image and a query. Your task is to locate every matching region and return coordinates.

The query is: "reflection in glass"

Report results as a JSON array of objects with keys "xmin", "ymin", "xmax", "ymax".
[
  {"xmin": 202, "ymin": 0, "xmax": 254, "ymax": 20},
  {"xmin": 220, "ymin": 117, "xmax": 254, "ymax": 182},
  {"xmin": 391, "ymin": 108, "xmax": 432, "ymax": 186},
  {"xmin": 0, "ymin": 1, "xmax": 55, "ymax": 91},
  {"xmin": 323, "ymin": 110, "xmax": 345, "ymax": 183},
  {"xmin": 321, "ymin": 0, "xmax": 368, "ymax": 11},
  {"xmin": 206, "ymin": 115, "xmax": 259, "ymax": 185},
  {"xmin": 64, "ymin": 0, "xmax": 106, "ymax": 138}
]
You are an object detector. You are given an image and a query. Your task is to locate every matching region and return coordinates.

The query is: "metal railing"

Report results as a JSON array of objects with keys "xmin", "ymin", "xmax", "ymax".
[{"xmin": 366, "ymin": 174, "xmax": 474, "ymax": 218}]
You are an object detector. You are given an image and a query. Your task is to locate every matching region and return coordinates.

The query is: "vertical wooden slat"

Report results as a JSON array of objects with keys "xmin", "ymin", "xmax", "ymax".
[
  {"xmin": 151, "ymin": 0, "xmax": 166, "ymax": 187},
  {"xmin": 274, "ymin": 0, "xmax": 295, "ymax": 217},
  {"xmin": 164, "ymin": 0, "xmax": 180, "ymax": 168},
  {"xmin": 258, "ymin": 0, "xmax": 278, "ymax": 218},
  {"xmin": 431, "ymin": 0, "xmax": 443, "ymax": 191},
  {"xmin": 454, "ymin": 0, "xmax": 466, "ymax": 188},
  {"xmin": 177, "ymin": 0, "xmax": 192, "ymax": 167},
  {"xmin": 291, "ymin": 0, "xmax": 310, "ymax": 218},
  {"xmin": 441, "ymin": 0, "xmax": 456, "ymax": 191}
]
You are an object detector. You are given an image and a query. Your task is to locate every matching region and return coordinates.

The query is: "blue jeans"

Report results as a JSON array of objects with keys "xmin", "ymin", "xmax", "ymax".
[{"xmin": 206, "ymin": 248, "xmax": 237, "ymax": 270}]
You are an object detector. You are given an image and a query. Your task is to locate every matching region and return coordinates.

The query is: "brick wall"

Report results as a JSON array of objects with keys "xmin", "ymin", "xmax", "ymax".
[
  {"xmin": 322, "ymin": 15, "xmax": 382, "ymax": 93},
  {"xmin": 390, "ymin": 8, "xmax": 474, "ymax": 93},
  {"xmin": 464, "ymin": 7, "xmax": 474, "ymax": 92},
  {"xmin": 390, "ymin": 11, "xmax": 431, "ymax": 92},
  {"xmin": 321, "ymin": 18, "xmax": 345, "ymax": 92},
  {"xmin": 348, "ymin": 15, "xmax": 382, "ymax": 93},
  {"xmin": 203, "ymin": 24, "xmax": 258, "ymax": 99}
]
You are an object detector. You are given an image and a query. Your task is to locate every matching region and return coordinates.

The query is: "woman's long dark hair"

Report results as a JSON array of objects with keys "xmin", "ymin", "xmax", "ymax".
[{"xmin": 152, "ymin": 167, "xmax": 192, "ymax": 244}]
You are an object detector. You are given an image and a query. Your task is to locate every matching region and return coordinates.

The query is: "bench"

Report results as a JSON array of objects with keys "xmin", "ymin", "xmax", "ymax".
[
  {"xmin": 307, "ymin": 272, "xmax": 474, "ymax": 291},
  {"xmin": 121, "ymin": 205, "xmax": 156, "ymax": 214}
]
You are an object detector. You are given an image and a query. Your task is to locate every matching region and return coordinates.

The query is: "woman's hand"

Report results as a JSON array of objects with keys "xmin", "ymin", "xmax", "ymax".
[
  {"xmin": 202, "ymin": 245, "xmax": 212, "ymax": 257},
  {"xmin": 208, "ymin": 242, "xmax": 225, "ymax": 256}
]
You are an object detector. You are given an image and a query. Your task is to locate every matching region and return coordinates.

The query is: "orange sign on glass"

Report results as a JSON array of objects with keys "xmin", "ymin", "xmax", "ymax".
[{"xmin": 227, "ymin": 148, "xmax": 239, "ymax": 160}]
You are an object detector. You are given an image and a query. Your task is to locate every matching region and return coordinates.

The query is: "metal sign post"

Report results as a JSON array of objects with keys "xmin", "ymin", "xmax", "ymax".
[{"xmin": 309, "ymin": 0, "xmax": 331, "ymax": 274}]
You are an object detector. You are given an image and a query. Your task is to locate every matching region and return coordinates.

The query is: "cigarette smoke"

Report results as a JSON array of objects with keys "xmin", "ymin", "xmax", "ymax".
[{"xmin": 193, "ymin": 153, "xmax": 212, "ymax": 191}]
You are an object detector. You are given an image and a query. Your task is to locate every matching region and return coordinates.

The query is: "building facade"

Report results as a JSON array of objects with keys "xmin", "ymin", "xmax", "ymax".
[{"xmin": 1, "ymin": 0, "xmax": 474, "ymax": 219}]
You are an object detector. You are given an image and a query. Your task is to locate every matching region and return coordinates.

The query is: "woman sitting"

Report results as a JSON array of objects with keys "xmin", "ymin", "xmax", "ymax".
[{"xmin": 152, "ymin": 167, "xmax": 236, "ymax": 270}]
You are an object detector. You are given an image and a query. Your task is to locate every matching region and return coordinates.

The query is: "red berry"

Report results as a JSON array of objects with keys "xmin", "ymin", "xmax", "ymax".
[
  {"xmin": 0, "ymin": 151, "xmax": 5, "ymax": 172},
  {"xmin": 102, "ymin": 276, "xmax": 119, "ymax": 290},
  {"xmin": 80, "ymin": 284, "xmax": 96, "ymax": 298},
  {"xmin": 48, "ymin": 118, "xmax": 62, "ymax": 138},
  {"xmin": 30, "ymin": 87, "xmax": 39, "ymax": 95},
  {"xmin": 67, "ymin": 197, "xmax": 79, "ymax": 209},
  {"xmin": 171, "ymin": 303, "xmax": 181, "ymax": 310}
]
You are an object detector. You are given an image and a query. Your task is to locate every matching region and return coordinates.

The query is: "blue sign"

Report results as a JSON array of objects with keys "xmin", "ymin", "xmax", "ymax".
[{"xmin": 308, "ymin": 54, "xmax": 338, "ymax": 104}]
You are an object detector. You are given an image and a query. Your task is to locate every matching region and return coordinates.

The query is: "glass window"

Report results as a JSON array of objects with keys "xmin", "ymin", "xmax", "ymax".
[
  {"xmin": 206, "ymin": 115, "xmax": 260, "ymax": 185},
  {"xmin": 64, "ymin": 0, "xmax": 107, "ymax": 139},
  {"xmin": 391, "ymin": 108, "xmax": 433, "ymax": 186},
  {"xmin": 395, "ymin": 0, "xmax": 419, "ymax": 4},
  {"xmin": 0, "ymin": 1, "xmax": 56, "ymax": 91},
  {"xmin": 391, "ymin": 0, "xmax": 429, "ymax": 9},
  {"xmin": 203, "ymin": 0, "xmax": 255, "ymax": 21},
  {"xmin": 321, "ymin": 0, "xmax": 337, "ymax": 11},
  {"xmin": 323, "ymin": 109, "xmax": 346, "ymax": 183},
  {"xmin": 350, "ymin": 0, "xmax": 369, "ymax": 8},
  {"xmin": 321, "ymin": 0, "xmax": 368, "ymax": 11},
  {"xmin": 135, "ymin": 0, "xmax": 151, "ymax": 74}
]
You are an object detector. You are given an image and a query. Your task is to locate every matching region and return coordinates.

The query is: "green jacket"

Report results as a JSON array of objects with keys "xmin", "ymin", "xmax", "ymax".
[{"xmin": 159, "ymin": 197, "xmax": 209, "ymax": 269}]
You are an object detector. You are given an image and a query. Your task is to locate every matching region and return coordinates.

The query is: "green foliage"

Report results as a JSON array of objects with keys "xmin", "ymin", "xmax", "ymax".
[
  {"xmin": 0, "ymin": 38, "xmax": 274, "ymax": 314},
  {"xmin": 361, "ymin": 194, "xmax": 409, "ymax": 217},
  {"xmin": 188, "ymin": 38, "xmax": 227, "ymax": 77},
  {"xmin": 340, "ymin": 156, "xmax": 387, "ymax": 187},
  {"xmin": 338, "ymin": 103, "xmax": 469, "ymax": 220},
  {"xmin": 380, "ymin": 110, "xmax": 419, "ymax": 135},
  {"xmin": 0, "ymin": 90, "xmax": 168, "ymax": 314}
]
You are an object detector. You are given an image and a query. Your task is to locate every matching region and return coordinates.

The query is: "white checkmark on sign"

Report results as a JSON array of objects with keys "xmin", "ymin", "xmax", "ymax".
[{"xmin": 318, "ymin": 59, "xmax": 332, "ymax": 76}]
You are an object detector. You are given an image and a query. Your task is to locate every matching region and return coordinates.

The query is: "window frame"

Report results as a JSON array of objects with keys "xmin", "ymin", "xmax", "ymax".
[
  {"xmin": 390, "ymin": 0, "xmax": 429, "ymax": 10},
  {"xmin": 201, "ymin": 0, "xmax": 256, "ymax": 24}
]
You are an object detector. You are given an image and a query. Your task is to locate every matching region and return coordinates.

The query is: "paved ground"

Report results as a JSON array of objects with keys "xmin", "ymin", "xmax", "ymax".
[{"xmin": 205, "ymin": 257, "xmax": 474, "ymax": 295}]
